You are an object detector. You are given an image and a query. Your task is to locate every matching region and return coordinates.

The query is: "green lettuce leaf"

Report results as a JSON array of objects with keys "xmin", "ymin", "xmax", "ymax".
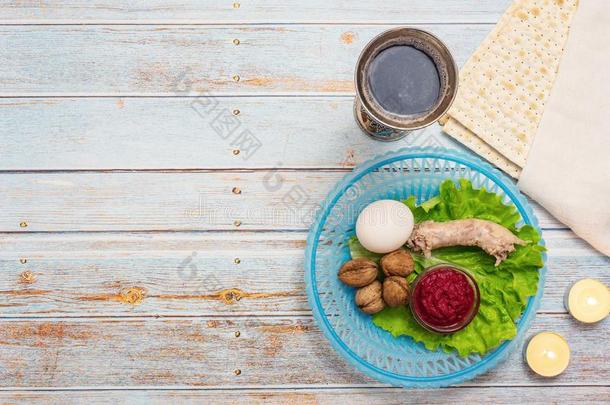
[
  {"xmin": 348, "ymin": 237, "xmax": 382, "ymax": 263},
  {"xmin": 416, "ymin": 179, "xmax": 522, "ymax": 230},
  {"xmin": 350, "ymin": 179, "xmax": 545, "ymax": 356}
]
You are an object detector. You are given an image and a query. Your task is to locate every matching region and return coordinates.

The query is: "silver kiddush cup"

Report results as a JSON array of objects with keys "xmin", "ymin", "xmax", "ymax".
[{"xmin": 354, "ymin": 27, "xmax": 459, "ymax": 141}]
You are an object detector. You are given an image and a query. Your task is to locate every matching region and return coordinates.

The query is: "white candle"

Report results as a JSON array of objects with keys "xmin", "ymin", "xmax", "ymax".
[
  {"xmin": 565, "ymin": 279, "xmax": 609, "ymax": 323},
  {"xmin": 525, "ymin": 332, "xmax": 570, "ymax": 377}
]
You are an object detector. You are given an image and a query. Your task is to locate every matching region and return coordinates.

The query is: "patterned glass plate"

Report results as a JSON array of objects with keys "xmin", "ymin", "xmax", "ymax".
[{"xmin": 304, "ymin": 147, "xmax": 546, "ymax": 388}]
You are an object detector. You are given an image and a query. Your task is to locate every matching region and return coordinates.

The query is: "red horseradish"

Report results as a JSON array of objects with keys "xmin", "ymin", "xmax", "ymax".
[{"xmin": 411, "ymin": 265, "xmax": 480, "ymax": 333}]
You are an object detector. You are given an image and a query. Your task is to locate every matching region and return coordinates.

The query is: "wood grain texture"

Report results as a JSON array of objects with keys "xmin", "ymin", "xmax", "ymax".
[
  {"xmin": 0, "ymin": 315, "xmax": 607, "ymax": 387},
  {"xmin": 0, "ymin": 24, "xmax": 493, "ymax": 96},
  {"xmin": 0, "ymin": 171, "xmax": 564, "ymax": 232},
  {"xmin": 0, "ymin": 230, "xmax": 606, "ymax": 316},
  {"xmin": 0, "ymin": 0, "xmax": 511, "ymax": 24},
  {"xmin": 1, "ymin": 0, "xmax": 607, "ymax": 397},
  {"xmin": 0, "ymin": 97, "xmax": 464, "ymax": 171},
  {"xmin": 1, "ymin": 386, "xmax": 608, "ymax": 405}
]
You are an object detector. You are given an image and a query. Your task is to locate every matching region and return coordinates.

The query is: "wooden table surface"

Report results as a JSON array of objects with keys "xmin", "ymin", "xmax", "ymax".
[{"xmin": 0, "ymin": 1, "xmax": 608, "ymax": 403}]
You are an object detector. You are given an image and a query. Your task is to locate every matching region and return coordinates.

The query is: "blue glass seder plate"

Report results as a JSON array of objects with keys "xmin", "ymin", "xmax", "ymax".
[{"xmin": 304, "ymin": 147, "xmax": 547, "ymax": 388}]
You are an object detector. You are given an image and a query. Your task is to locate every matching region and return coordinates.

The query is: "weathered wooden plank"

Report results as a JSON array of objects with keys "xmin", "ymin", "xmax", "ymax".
[
  {"xmin": 0, "ymin": 171, "xmax": 563, "ymax": 232},
  {"xmin": 0, "ymin": 0, "xmax": 510, "ymax": 24},
  {"xmin": 0, "ymin": 97, "xmax": 465, "ymax": 171},
  {"xmin": 0, "ymin": 386, "xmax": 607, "ymax": 405},
  {"xmin": 0, "ymin": 230, "xmax": 606, "ymax": 316},
  {"xmin": 0, "ymin": 24, "xmax": 493, "ymax": 96},
  {"xmin": 0, "ymin": 314, "xmax": 606, "ymax": 387},
  {"xmin": 0, "ymin": 232, "xmax": 306, "ymax": 316}
]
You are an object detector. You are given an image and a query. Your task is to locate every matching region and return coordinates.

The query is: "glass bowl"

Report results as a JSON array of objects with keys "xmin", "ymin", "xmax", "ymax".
[
  {"xmin": 304, "ymin": 146, "xmax": 547, "ymax": 388},
  {"xmin": 410, "ymin": 264, "xmax": 481, "ymax": 334}
]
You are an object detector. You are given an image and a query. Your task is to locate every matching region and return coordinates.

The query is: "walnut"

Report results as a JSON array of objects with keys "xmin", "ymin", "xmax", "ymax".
[
  {"xmin": 338, "ymin": 258, "xmax": 378, "ymax": 287},
  {"xmin": 383, "ymin": 276, "xmax": 409, "ymax": 307},
  {"xmin": 380, "ymin": 249, "xmax": 415, "ymax": 277},
  {"xmin": 355, "ymin": 280, "xmax": 385, "ymax": 314}
]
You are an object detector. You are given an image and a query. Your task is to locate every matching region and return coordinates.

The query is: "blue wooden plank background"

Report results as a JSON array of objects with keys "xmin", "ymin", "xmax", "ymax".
[{"xmin": 0, "ymin": 0, "xmax": 607, "ymax": 403}]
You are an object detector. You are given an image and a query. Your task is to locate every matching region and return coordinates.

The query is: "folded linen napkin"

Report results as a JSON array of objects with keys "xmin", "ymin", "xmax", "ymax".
[
  {"xmin": 442, "ymin": 0, "xmax": 610, "ymax": 255},
  {"xmin": 518, "ymin": 0, "xmax": 610, "ymax": 255}
]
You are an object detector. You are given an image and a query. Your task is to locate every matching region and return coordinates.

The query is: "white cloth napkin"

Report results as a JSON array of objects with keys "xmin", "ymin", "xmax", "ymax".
[{"xmin": 518, "ymin": 0, "xmax": 610, "ymax": 255}]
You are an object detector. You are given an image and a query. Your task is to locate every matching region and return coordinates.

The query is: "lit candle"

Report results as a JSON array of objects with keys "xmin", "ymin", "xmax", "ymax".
[
  {"xmin": 565, "ymin": 279, "xmax": 609, "ymax": 323},
  {"xmin": 525, "ymin": 332, "xmax": 570, "ymax": 377}
]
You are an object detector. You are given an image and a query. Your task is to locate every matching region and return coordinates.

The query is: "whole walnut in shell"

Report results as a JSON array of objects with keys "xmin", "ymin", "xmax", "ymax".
[
  {"xmin": 355, "ymin": 280, "xmax": 385, "ymax": 314},
  {"xmin": 380, "ymin": 249, "xmax": 415, "ymax": 277},
  {"xmin": 338, "ymin": 258, "xmax": 378, "ymax": 287},
  {"xmin": 383, "ymin": 276, "xmax": 409, "ymax": 307}
]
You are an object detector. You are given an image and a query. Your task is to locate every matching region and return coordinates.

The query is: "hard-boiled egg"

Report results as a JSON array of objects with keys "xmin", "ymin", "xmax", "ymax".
[{"xmin": 356, "ymin": 200, "xmax": 414, "ymax": 254}]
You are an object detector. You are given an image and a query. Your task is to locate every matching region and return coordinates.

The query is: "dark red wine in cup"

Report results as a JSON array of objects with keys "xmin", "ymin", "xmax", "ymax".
[{"xmin": 367, "ymin": 45, "xmax": 441, "ymax": 117}]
